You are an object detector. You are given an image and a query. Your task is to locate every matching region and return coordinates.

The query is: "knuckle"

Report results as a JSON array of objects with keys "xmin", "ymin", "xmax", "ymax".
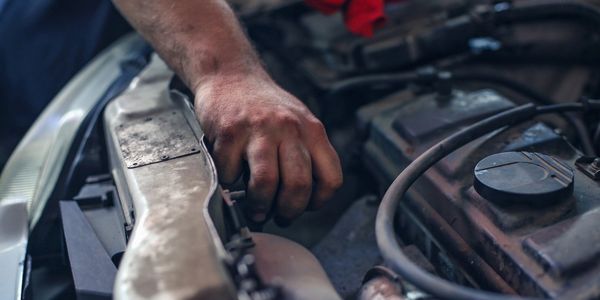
[
  {"xmin": 307, "ymin": 119, "xmax": 329, "ymax": 141},
  {"xmin": 251, "ymin": 168, "xmax": 277, "ymax": 188},
  {"xmin": 308, "ymin": 117, "xmax": 326, "ymax": 133},
  {"xmin": 275, "ymin": 112, "xmax": 302, "ymax": 128},
  {"xmin": 286, "ymin": 176, "xmax": 311, "ymax": 194},
  {"xmin": 249, "ymin": 113, "xmax": 270, "ymax": 128},
  {"xmin": 217, "ymin": 121, "xmax": 241, "ymax": 140}
]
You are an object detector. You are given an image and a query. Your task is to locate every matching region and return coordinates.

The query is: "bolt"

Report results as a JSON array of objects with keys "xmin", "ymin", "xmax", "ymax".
[{"xmin": 592, "ymin": 158, "xmax": 600, "ymax": 168}]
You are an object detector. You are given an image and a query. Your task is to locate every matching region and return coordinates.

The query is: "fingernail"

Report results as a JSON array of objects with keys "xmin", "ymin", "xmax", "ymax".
[{"xmin": 252, "ymin": 212, "xmax": 267, "ymax": 222}]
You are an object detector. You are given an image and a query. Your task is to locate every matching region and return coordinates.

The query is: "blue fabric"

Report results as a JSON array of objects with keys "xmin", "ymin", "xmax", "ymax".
[{"xmin": 0, "ymin": 0, "xmax": 131, "ymax": 133}]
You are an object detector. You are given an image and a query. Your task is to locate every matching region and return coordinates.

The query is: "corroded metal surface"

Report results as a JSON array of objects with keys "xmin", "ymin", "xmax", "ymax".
[
  {"xmin": 104, "ymin": 56, "xmax": 235, "ymax": 300},
  {"xmin": 115, "ymin": 109, "xmax": 200, "ymax": 168}
]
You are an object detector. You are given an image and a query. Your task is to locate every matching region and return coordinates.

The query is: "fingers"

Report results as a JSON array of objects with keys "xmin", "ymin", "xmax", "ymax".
[
  {"xmin": 306, "ymin": 121, "xmax": 343, "ymax": 210},
  {"xmin": 211, "ymin": 137, "xmax": 244, "ymax": 185},
  {"xmin": 275, "ymin": 141, "xmax": 312, "ymax": 225},
  {"xmin": 245, "ymin": 138, "xmax": 279, "ymax": 222}
]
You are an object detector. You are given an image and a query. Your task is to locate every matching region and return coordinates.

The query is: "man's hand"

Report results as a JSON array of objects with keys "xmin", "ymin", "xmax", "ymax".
[
  {"xmin": 196, "ymin": 74, "xmax": 342, "ymax": 223},
  {"xmin": 113, "ymin": 0, "xmax": 342, "ymax": 223}
]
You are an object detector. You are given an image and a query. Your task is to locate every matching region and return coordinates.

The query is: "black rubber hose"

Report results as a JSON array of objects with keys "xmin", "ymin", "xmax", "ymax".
[
  {"xmin": 375, "ymin": 101, "xmax": 600, "ymax": 300},
  {"xmin": 325, "ymin": 72, "xmax": 421, "ymax": 98},
  {"xmin": 495, "ymin": 1, "xmax": 600, "ymax": 27}
]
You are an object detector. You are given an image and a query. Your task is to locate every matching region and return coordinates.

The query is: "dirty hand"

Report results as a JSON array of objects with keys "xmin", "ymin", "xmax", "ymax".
[{"xmin": 195, "ymin": 73, "xmax": 343, "ymax": 224}]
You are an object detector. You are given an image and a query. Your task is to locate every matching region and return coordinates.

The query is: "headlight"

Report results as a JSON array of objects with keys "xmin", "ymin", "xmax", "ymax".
[{"xmin": 0, "ymin": 34, "xmax": 146, "ymax": 300}]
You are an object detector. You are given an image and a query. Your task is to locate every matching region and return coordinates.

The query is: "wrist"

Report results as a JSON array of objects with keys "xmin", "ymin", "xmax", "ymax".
[
  {"xmin": 186, "ymin": 44, "xmax": 269, "ymax": 92},
  {"xmin": 193, "ymin": 65, "xmax": 273, "ymax": 100}
]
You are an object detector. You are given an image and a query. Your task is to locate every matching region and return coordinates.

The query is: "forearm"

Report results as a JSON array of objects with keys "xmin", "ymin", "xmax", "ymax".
[{"xmin": 113, "ymin": 0, "xmax": 265, "ymax": 91}]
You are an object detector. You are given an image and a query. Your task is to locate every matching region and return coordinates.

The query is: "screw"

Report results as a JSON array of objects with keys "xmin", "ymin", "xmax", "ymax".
[{"xmin": 161, "ymin": 155, "xmax": 169, "ymax": 160}]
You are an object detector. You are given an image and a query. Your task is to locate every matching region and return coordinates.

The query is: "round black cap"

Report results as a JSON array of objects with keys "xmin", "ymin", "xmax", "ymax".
[{"xmin": 474, "ymin": 152, "xmax": 574, "ymax": 206}]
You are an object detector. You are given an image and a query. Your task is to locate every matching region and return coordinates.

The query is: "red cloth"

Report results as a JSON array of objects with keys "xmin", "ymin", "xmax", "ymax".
[{"xmin": 305, "ymin": 0, "xmax": 404, "ymax": 37}]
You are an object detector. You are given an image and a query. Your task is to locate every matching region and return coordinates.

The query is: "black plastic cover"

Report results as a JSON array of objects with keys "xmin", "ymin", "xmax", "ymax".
[
  {"xmin": 392, "ymin": 89, "xmax": 514, "ymax": 143},
  {"xmin": 60, "ymin": 201, "xmax": 116, "ymax": 300}
]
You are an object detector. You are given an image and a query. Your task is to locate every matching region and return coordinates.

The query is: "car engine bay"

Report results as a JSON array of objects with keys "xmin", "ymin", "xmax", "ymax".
[{"xmin": 20, "ymin": 0, "xmax": 600, "ymax": 299}]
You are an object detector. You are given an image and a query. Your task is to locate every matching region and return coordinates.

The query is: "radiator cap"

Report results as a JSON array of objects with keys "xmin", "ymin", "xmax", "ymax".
[{"xmin": 474, "ymin": 152, "xmax": 574, "ymax": 206}]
